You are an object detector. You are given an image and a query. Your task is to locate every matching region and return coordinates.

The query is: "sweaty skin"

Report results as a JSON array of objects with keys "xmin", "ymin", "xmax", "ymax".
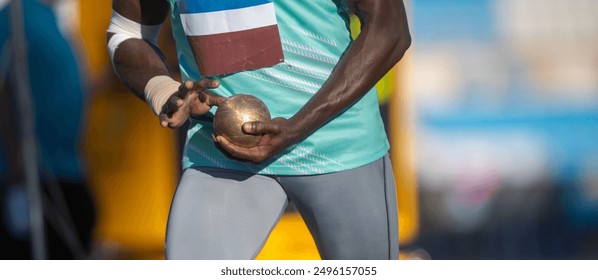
[{"xmin": 109, "ymin": 0, "xmax": 411, "ymax": 162}]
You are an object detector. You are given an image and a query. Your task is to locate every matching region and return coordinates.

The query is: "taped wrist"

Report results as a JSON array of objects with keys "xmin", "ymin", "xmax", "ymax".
[
  {"xmin": 107, "ymin": 10, "xmax": 161, "ymax": 62},
  {"xmin": 144, "ymin": 75, "xmax": 181, "ymax": 116}
]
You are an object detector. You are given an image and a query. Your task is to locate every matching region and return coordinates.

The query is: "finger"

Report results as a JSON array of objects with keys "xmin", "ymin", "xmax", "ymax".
[
  {"xmin": 176, "ymin": 81, "xmax": 192, "ymax": 99},
  {"xmin": 159, "ymin": 114, "xmax": 186, "ymax": 129},
  {"xmin": 187, "ymin": 80, "xmax": 220, "ymax": 98},
  {"xmin": 215, "ymin": 135, "xmax": 245, "ymax": 157},
  {"xmin": 242, "ymin": 121, "xmax": 280, "ymax": 135},
  {"xmin": 185, "ymin": 90, "xmax": 199, "ymax": 102},
  {"xmin": 195, "ymin": 79, "xmax": 220, "ymax": 90},
  {"xmin": 159, "ymin": 111, "xmax": 179, "ymax": 128},
  {"xmin": 159, "ymin": 113, "xmax": 169, "ymax": 128},
  {"xmin": 203, "ymin": 91, "xmax": 227, "ymax": 107},
  {"xmin": 216, "ymin": 135, "xmax": 253, "ymax": 155},
  {"xmin": 162, "ymin": 95, "xmax": 183, "ymax": 117},
  {"xmin": 184, "ymin": 80, "xmax": 195, "ymax": 89},
  {"xmin": 216, "ymin": 135, "xmax": 268, "ymax": 163}
]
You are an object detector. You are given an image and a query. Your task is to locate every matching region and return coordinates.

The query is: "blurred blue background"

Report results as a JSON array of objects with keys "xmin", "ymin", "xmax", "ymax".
[{"xmin": 410, "ymin": 0, "xmax": 598, "ymax": 259}]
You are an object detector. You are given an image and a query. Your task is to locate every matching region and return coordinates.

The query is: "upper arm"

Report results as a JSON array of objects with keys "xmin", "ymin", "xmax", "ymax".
[
  {"xmin": 107, "ymin": 0, "xmax": 173, "ymax": 98},
  {"xmin": 111, "ymin": 0, "xmax": 170, "ymax": 26}
]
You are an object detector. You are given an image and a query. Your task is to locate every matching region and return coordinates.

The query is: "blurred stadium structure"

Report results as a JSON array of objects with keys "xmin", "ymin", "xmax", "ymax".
[
  {"xmin": 1, "ymin": 0, "xmax": 597, "ymax": 260},
  {"xmin": 411, "ymin": 0, "xmax": 598, "ymax": 259}
]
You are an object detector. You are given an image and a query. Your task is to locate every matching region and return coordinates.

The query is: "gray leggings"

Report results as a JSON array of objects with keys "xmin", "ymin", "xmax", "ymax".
[{"xmin": 165, "ymin": 154, "xmax": 398, "ymax": 260}]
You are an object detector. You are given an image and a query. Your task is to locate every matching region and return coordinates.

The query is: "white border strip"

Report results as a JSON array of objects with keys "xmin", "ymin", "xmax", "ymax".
[{"xmin": 180, "ymin": 3, "xmax": 277, "ymax": 36}]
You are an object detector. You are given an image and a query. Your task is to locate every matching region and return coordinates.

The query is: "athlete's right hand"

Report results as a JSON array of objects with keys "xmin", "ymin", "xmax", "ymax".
[{"xmin": 159, "ymin": 79, "xmax": 225, "ymax": 128}]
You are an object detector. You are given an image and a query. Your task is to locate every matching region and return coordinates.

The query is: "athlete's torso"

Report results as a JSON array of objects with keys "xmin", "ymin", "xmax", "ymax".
[{"xmin": 169, "ymin": 0, "xmax": 389, "ymax": 175}]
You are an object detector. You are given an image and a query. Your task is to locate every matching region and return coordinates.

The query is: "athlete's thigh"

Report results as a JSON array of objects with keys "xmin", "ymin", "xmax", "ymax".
[
  {"xmin": 279, "ymin": 155, "xmax": 398, "ymax": 260},
  {"xmin": 165, "ymin": 167, "xmax": 287, "ymax": 260}
]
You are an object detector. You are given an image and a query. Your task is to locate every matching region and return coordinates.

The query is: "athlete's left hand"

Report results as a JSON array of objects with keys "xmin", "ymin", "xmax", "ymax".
[{"xmin": 213, "ymin": 117, "xmax": 301, "ymax": 163}]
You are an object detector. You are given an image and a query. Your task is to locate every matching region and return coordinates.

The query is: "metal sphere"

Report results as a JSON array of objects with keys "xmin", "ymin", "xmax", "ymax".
[{"xmin": 213, "ymin": 94, "xmax": 271, "ymax": 148}]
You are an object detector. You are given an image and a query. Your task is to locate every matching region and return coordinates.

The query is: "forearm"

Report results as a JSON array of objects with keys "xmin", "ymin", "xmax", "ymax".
[
  {"xmin": 289, "ymin": 0, "xmax": 411, "ymax": 139},
  {"xmin": 109, "ymin": 35, "xmax": 171, "ymax": 99}
]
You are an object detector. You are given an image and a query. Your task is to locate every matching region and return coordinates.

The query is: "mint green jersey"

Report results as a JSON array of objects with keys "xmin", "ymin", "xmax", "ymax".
[{"xmin": 168, "ymin": 0, "xmax": 390, "ymax": 175}]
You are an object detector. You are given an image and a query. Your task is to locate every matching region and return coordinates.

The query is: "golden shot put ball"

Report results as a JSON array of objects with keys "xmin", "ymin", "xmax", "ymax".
[{"xmin": 213, "ymin": 94, "xmax": 271, "ymax": 148}]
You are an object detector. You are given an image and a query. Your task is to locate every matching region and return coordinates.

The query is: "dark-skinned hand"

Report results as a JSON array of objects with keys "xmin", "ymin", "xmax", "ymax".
[
  {"xmin": 213, "ymin": 117, "xmax": 302, "ymax": 163},
  {"xmin": 159, "ymin": 79, "xmax": 226, "ymax": 128}
]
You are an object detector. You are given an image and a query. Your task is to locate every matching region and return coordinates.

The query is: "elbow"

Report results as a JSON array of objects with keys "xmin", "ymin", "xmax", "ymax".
[
  {"xmin": 365, "ymin": 0, "xmax": 412, "ymax": 65},
  {"xmin": 397, "ymin": 32, "xmax": 412, "ymax": 61},
  {"xmin": 388, "ymin": 27, "xmax": 411, "ymax": 65},
  {"xmin": 366, "ymin": 17, "xmax": 411, "ymax": 65},
  {"xmin": 401, "ymin": 32, "xmax": 412, "ymax": 54}
]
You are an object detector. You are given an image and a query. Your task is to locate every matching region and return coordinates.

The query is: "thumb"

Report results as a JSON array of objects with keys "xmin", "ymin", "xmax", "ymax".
[{"xmin": 242, "ymin": 121, "xmax": 280, "ymax": 135}]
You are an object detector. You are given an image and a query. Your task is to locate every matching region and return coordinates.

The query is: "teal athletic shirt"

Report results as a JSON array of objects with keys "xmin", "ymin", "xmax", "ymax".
[{"xmin": 168, "ymin": 0, "xmax": 390, "ymax": 175}]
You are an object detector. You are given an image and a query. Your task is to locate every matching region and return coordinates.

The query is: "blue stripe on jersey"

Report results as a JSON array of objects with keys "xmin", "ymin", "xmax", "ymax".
[{"xmin": 176, "ymin": 0, "xmax": 272, "ymax": 14}]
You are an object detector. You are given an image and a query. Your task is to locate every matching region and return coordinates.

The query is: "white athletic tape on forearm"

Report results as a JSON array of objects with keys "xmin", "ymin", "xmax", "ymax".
[
  {"xmin": 145, "ymin": 75, "xmax": 181, "ymax": 116},
  {"xmin": 107, "ymin": 10, "xmax": 161, "ymax": 61},
  {"xmin": 107, "ymin": 33, "xmax": 132, "ymax": 62}
]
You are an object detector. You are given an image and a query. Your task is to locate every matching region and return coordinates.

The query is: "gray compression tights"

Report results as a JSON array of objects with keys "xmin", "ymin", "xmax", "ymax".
[{"xmin": 165, "ymin": 154, "xmax": 399, "ymax": 260}]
